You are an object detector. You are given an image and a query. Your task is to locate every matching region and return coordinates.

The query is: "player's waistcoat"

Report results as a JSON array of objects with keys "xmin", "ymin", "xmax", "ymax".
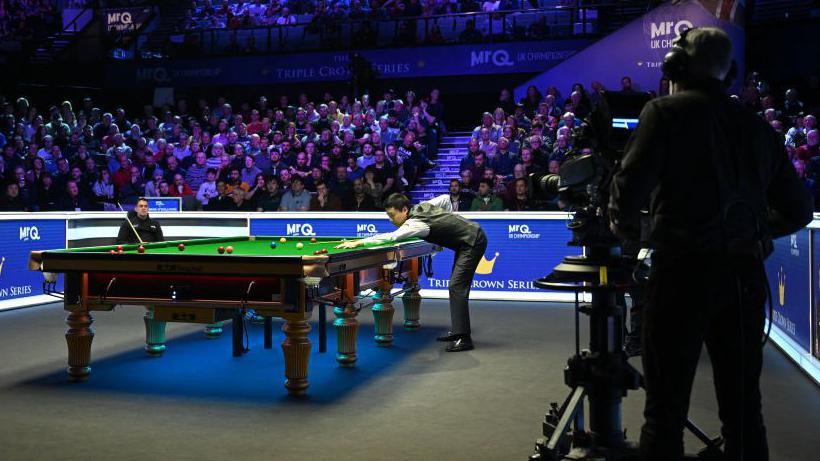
[{"xmin": 408, "ymin": 202, "xmax": 481, "ymax": 250}]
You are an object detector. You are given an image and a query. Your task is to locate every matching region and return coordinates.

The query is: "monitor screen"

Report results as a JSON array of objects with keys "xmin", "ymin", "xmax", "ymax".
[{"xmin": 144, "ymin": 197, "xmax": 181, "ymax": 212}]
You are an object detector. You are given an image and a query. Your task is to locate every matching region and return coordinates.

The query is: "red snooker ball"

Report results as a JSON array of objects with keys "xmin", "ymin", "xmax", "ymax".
[
  {"xmin": 225, "ymin": 246, "xmax": 234, "ymax": 254},
  {"xmin": 116, "ymin": 245, "xmax": 123, "ymax": 251},
  {"xmin": 137, "ymin": 245, "xmax": 145, "ymax": 254},
  {"xmin": 217, "ymin": 246, "xmax": 225, "ymax": 254},
  {"xmin": 178, "ymin": 244, "xmax": 185, "ymax": 251}
]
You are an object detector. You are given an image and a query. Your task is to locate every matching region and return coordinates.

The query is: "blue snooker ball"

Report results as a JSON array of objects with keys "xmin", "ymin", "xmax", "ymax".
[{"xmin": 270, "ymin": 242, "xmax": 277, "ymax": 249}]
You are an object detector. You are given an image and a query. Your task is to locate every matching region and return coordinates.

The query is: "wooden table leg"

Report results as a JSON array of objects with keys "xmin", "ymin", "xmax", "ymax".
[
  {"xmin": 333, "ymin": 273, "xmax": 359, "ymax": 367},
  {"xmin": 281, "ymin": 317, "xmax": 311, "ymax": 396},
  {"xmin": 372, "ymin": 269, "xmax": 395, "ymax": 347},
  {"xmin": 66, "ymin": 273, "xmax": 93, "ymax": 381},
  {"xmin": 143, "ymin": 306, "xmax": 167, "ymax": 356},
  {"xmin": 402, "ymin": 258, "xmax": 422, "ymax": 330}
]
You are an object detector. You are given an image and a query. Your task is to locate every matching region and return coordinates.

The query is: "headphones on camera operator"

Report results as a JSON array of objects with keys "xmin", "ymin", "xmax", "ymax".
[{"xmin": 662, "ymin": 27, "xmax": 772, "ymax": 260}]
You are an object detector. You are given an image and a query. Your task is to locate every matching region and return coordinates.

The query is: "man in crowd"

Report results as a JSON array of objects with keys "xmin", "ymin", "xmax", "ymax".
[
  {"xmin": 279, "ymin": 176, "xmax": 311, "ymax": 211},
  {"xmin": 470, "ymin": 179, "xmax": 504, "ymax": 211}
]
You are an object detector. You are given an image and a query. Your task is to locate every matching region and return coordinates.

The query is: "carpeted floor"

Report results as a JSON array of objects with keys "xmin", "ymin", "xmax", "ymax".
[{"xmin": 0, "ymin": 299, "xmax": 817, "ymax": 461}]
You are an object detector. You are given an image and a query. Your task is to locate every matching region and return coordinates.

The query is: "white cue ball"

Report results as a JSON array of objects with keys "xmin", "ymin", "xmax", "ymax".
[{"xmin": 296, "ymin": 242, "xmax": 304, "ymax": 249}]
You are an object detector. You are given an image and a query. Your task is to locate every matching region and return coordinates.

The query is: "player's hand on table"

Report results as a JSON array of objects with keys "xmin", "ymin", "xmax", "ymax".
[{"xmin": 335, "ymin": 240, "xmax": 364, "ymax": 249}]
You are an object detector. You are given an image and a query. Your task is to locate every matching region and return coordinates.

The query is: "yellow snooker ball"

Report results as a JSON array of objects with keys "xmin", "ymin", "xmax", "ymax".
[
  {"xmin": 296, "ymin": 242, "xmax": 304, "ymax": 249},
  {"xmin": 279, "ymin": 237, "xmax": 287, "ymax": 243}
]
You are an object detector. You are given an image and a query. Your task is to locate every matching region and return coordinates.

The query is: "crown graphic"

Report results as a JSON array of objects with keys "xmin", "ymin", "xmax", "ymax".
[
  {"xmin": 777, "ymin": 266, "xmax": 785, "ymax": 307},
  {"xmin": 476, "ymin": 252, "xmax": 500, "ymax": 275}
]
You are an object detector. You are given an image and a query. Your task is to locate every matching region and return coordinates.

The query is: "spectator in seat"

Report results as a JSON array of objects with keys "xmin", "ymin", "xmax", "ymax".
[
  {"xmin": 279, "ymin": 175, "xmax": 311, "ymax": 211},
  {"xmin": 492, "ymin": 137, "xmax": 516, "ymax": 176},
  {"xmin": 204, "ymin": 180, "xmax": 234, "ymax": 211},
  {"xmin": 119, "ymin": 166, "xmax": 146, "ymax": 206},
  {"xmin": 459, "ymin": 18, "xmax": 484, "ymax": 43},
  {"xmin": 244, "ymin": 173, "xmax": 267, "ymax": 207},
  {"xmin": 347, "ymin": 156, "xmax": 364, "ymax": 181},
  {"xmin": 241, "ymin": 155, "xmax": 262, "ymax": 185},
  {"xmin": 470, "ymin": 179, "xmax": 504, "ymax": 211},
  {"xmin": 363, "ymin": 166, "xmax": 385, "ymax": 208},
  {"xmin": 506, "ymin": 178, "xmax": 535, "ymax": 211},
  {"xmin": 620, "ymin": 76, "xmax": 635, "ymax": 94},
  {"xmin": 310, "ymin": 180, "xmax": 342, "ymax": 211},
  {"xmin": 460, "ymin": 139, "xmax": 482, "ymax": 172},
  {"xmin": 344, "ymin": 178, "xmax": 378, "ymax": 211},
  {"xmin": 460, "ymin": 168, "xmax": 476, "ymax": 192},
  {"xmin": 358, "ymin": 143, "xmax": 377, "ymax": 169},
  {"xmin": 478, "ymin": 127, "xmax": 497, "ymax": 157},
  {"xmin": 56, "ymin": 180, "xmax": 91, "ymax": 211},
  {"xmin": 170, "ymin": 173, "xmax": 194, "ymax": 198},
  {"xmin": 372, "ymin": 148, "xmax": 396, "ymax": 195},
  {"xmin": 196, "ymin": 169, "xmax": 219, "ymax": 209},
  {"xmin": 304, "ymin": 166, "xmax": 326, "ymax": 192},
  {"xmin": 0, "ymin": 181, "xmax": 26, "ymax": 211},
  {"xmin": 472, "ymin": 112, "xmax": 501, "ymax": 141},
  {"xmin": 185, "ymin": 151, "xmax": 209, "ymax": 192},
  {"xmin": 519, "ymin": 148, "xmax": 542, "ymax": 175},
  {"xmin": 550, "ymin": 135, "xmax": 571, "ymax": 164},
  {"xmin": 37, "ymin": 174, "xmax": 59, "ymax": 211},
  {"xmin": 256, "ymin": 176, "xmax": 283, "ymax": 211},
  {"xmin": 448, "ymin": 178, "xmax": 474, "ymax": 211},
  {"xmin": 225, "ymin": 167, "xmax": 250, "ymax": 194},
  {"xmin": 163, "ymin": 156, "xmax": 187, "ymax": 185},
  {"xmin": 329, "ymin": 165, "xmax": 353, "ymax": 204},
  {"xmin": 226, "ymin": 188, "xmax": 253, "ymax": 211}
]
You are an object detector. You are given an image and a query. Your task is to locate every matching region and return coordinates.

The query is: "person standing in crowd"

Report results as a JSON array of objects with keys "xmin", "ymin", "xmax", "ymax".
[{"xmin": 610, "ymin": 27, "xmax": 812, "ymax": 460}]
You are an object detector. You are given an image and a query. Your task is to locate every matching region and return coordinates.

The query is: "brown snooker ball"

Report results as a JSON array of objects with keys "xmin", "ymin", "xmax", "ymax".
[
  {"xmin": 314, "ymin": 250, "xmax": 321, "ymax": 255},
  {"xmin": 217, "ymin": 246, "xmax": 225, "ymax": 254},
  {"xmin": 137, "ymin": 245, "xmax": 145, "ymax": 254},
  {"xmin": 310, "ymin": 237, "xmax": 317, "ymax": 243},
  {"xmin": 225, "ymin": 246, "xmax": 234, "ymax": 254},
  {"xmin": 178, "ymin": 243, "xmax": 185, "ymax": 251}
]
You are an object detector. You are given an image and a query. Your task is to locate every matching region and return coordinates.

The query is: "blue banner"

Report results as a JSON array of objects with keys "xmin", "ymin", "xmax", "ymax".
[
  {"xmin": 250, "ymin": 215, "xmax": 573, "ymax": 293},
  {"xmin": 109, "ymin": 39, "xmax": 592, "ymax": 88},
  {"xmin": 516, "ymin": 0, "xmax": 746, "ymax": 100},
  {"xmin": 765, "ymin": 231, "xmax": 812, "ymax": 353},
  {"xmin": 0, "ymin": 219, "xmax": 66, "ymax": 303}
]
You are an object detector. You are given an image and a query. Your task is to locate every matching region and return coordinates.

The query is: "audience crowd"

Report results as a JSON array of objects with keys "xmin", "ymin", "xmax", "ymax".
[
  {"xmin": 447, "ymin": 73, "xmax": 818, "ymax": 212},
  {"xmin": 0, "ymin": 88, "xmax": 441, "ymax": 211},
  {"xmin": 0, "ymin": 0, "xmax": 56, "ymax": 40}
]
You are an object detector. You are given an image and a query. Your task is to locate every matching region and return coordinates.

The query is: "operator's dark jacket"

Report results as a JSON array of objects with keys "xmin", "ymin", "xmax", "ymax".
[
  {"xmin": 116, "ymin": 210, "xmax": 164, "ymax": 244},
  {"xmin": 610, "ymin": 80, "xmax": 812, "ymax": 254}
]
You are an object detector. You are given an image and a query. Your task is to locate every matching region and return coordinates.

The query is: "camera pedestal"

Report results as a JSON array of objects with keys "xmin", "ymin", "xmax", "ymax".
[{"xmin": 530, "ymin": 248, "xmax": 724, "ymax": 461}]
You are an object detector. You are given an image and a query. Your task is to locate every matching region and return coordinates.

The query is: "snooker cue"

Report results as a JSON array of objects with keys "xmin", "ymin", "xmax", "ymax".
[{"xmin": 117, "ymin": 202, "xmax": 145, "ymax": 246}]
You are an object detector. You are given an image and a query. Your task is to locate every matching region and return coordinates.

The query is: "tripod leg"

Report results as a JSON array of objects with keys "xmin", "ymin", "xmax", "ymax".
[{"xmin": 545, "ymin": 386, "xmax": 587, "ymax": 453}]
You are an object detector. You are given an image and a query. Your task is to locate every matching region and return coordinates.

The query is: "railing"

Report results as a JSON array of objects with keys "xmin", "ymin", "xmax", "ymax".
[{"xmin": 136, "ymin": 5, "xmax": 610, "ymax": 58}]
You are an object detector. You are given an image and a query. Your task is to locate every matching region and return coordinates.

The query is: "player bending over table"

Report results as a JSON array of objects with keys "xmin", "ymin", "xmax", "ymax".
[{"xmin": 336, "ymin": 193, "xmax": 487, "ymax": 352}]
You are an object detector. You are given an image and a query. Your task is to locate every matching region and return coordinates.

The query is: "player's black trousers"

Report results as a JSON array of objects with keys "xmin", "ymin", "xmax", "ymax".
[
  {"xmin": 640, "ymin": 252, "xmax": 769, "ymax": 461},
  {"xmin": 448, "ymin": 228, "xmax": 488, "ymax": 336}
]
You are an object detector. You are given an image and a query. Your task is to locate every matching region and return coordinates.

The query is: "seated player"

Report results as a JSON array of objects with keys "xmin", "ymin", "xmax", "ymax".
[
  {"xmin": 336, "ymin": 193, "xmax": 487, "ymax": 352},
  {"xmin": 116, "ymin": 197, "xmax": 165, "ymax": 244}
]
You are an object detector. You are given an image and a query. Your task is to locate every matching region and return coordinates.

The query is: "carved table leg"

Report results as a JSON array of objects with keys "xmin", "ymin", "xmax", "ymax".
[
  {"xmin": 402, "ymin": 283, "xmax": 422, "ymax": 330},
  {"xmin": 144, "ymin": 307, "xmax": 167, "ymax": 356},
  {"xmin": 333, "ymin": 303, "xmax": 359, "ymax": 367},
  {"xmin": 281, "ymin": 318, "xmax": 311, "ymax": 396},
  {"xmin": 372, "ymin": 274, "xmax": 395, "ymax": 347},
  {"xmin": 66, "ymin": 310, "xmax": 94, "ymax": 381}
]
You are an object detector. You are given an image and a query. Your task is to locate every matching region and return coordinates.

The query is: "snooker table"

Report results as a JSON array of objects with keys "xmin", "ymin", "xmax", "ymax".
[{"xmin": 29, "ymin": 236, "xmax": 439, "ymax": 396}]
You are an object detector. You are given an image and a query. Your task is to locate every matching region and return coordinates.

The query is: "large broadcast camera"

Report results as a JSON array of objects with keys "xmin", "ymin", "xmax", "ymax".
[
  {"xmin": 528, "ymin": 93, "xmax": 724, "ymax": 460},
  {"xmin": 528, "ymin": 91, "xmax": 649, "ymax": 247}
]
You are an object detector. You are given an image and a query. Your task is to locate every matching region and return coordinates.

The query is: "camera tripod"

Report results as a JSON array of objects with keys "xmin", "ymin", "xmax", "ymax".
[{"xmin": 530, "ymin": 246, "xmax": 724, "ymax": 461}]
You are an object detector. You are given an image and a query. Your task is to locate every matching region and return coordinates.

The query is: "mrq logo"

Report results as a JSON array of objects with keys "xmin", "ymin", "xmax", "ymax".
[
  {"xmin": 470, "ymin": 50, "xmax": 514, "ymax": 67},
  {"xmin": 648, "ymin": 19, "xmax": 693, "ymax": 49},
  {"xmin": 356, "ymin": 223, "xmax": 379, "ymax": 237},
  {"xmin": 286, "ymin": 223, "xmax": 316, "ymax": 236},
  {"xmin": 19, "ymin": 226, "xmax": 40, "ymax": 242},
  {"xmin": 508, "ymin": 224, "xmax": 540, "ymax": 239}
]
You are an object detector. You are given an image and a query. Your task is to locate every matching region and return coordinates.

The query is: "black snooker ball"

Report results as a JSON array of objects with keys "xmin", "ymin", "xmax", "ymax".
[
  {"xmin": 270, "ymin": 242, "xmax": 277, "ymax": 249},
  {"xmin": 137, "ymin": 245, "xmax": 145, "ymax": 254},
  {"xmin": 217, "ymin": 246, "xmax": 225, "ymax": 254},
  {"xmin": 178, "ymin": 244, "xmax": 185, "ymax": 251}
]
